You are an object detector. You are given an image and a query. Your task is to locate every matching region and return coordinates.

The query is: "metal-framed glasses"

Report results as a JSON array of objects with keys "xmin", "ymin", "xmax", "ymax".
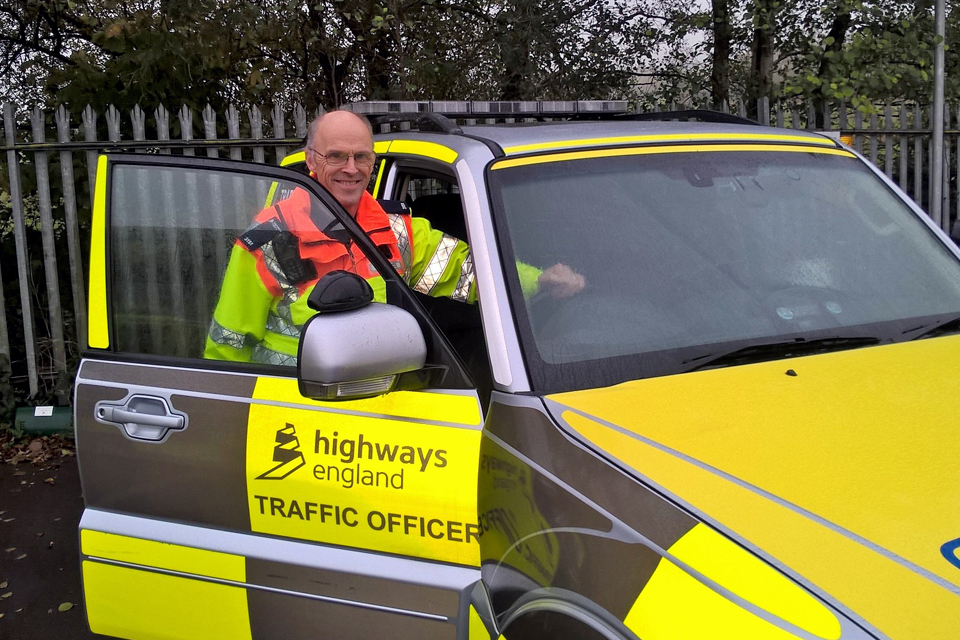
[{"xmin": 307, "ymin": 146, "xmax": 377, "ymax": 168}]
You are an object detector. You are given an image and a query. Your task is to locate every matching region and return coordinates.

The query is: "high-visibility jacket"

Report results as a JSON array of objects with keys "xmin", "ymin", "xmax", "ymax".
[{"xmin": 204, "ymin": 189, "xmax": 538, "ymax": 365}]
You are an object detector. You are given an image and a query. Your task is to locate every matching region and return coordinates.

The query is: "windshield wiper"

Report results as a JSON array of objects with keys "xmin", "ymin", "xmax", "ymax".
[
  {"xmin": 899, "ymin": 313, "xmax": 960, "ymax": 342},
  {"xmin": 680, "ymin": 336, "xmax": 882, "ymax": 373}
]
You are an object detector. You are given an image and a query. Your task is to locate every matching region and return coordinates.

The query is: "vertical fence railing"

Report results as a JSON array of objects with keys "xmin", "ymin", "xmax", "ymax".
[
  {"xmin": 0, "ymin": 101, "xmax": 310, "ymax": 404},
  {"xmin": 0, "ymin": 98, "xmax": 956, "ymax": 406}
]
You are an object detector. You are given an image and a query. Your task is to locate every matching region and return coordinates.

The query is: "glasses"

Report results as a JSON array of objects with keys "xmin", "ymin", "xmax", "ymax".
[{"xmin": 307, "ymin": 146, "xmax": 377, "ymax": 168}]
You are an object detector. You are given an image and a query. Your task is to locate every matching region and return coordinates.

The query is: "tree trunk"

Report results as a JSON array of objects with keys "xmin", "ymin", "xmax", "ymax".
[
  {"xmin": 748, "ymin": 0, "xmax": 778, "ymax": 119},
  {"xmin": 710, "ymin": 0, "xmax": 731, "ymax": 108},
  {"xmin": 813, "ymin": 3, "xmax": 852, "ymax": 127}
]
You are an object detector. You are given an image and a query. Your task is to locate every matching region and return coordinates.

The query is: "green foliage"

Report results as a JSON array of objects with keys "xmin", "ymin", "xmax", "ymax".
[
  {"xmin": 1, "ymin": 0, "xmax": 660, "ymax": 111},
  {"xmin": 1, "ymin": 0, "xmax": 957, "ymax": 120}
]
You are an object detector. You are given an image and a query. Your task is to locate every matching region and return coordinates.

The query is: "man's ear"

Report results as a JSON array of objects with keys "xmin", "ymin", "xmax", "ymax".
[{"xmin": 304, "ymin": 149, "xmax": 318, "ymax": 173}]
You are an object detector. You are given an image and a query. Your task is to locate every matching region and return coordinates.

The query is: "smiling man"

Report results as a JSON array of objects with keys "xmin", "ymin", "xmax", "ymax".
[{"xmin": 204, "ymin": 109, "xmax": 583, "ymax": 365}]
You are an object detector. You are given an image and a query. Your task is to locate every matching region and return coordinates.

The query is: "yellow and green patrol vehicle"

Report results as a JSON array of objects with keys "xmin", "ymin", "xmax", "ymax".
[{"xmin": 77, "ymin": 101, "xmax": 960, "ymax": 639}]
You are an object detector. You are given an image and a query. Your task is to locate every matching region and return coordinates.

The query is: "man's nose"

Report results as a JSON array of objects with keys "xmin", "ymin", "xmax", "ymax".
[{"xmin": 342, "ymin": 156, "xmax": 359, "ymax": 172}]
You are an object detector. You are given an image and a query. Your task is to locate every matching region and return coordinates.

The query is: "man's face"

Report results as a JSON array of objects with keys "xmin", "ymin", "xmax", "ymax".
[{"xmin": 306, "ymin": 112, "xmax": 375, "ymax": 216}]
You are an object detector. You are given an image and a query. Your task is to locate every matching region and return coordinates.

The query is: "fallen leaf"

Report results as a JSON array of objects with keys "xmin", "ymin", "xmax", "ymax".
[
  {"xmin": 60, "ymin": 449, "xmax": 75, "ymax": 456},
  {"xmin": 0, "ymin": 613, "xmax": 4, "ymax": 619},
  {"xmin": 58, "ymin": 602, "xmax": 73, "ymax": 612},
  {"xmin": 0, "ymin": 510, "xmax": 5, "ymax": 515},
  {"xmin": 14, "ymin": 608, "xmax": 21, "ymax": 612},
  {"xmin": 53, "ymin": 518, "xmax": 60, "ymax": 522},
  {"xmin": 28, "ymin": 440, "xmax": 42, "ymax": 453},
  {"xmin": 0, "ymin": 581, "xmax": 6, "ymax": 588},
  {"xmin": 2, "ymin": 518, "xmax": 13, "ymax": 523},
  {"xmin": 4, "ymin": 548, "xmax": 14, "ymax": 553},
  {"xmin": 0, "ymin": 592, "xmax": 11, "ymax": 599},
  {"xmin": 15, "ymin": 554, "xmax": 25, "ymax": 560},
  {"xmin": 35, "ymin": 532, "xmax": 43, "ymax": 537},
  {"xmin": 48, "ymin": 542, "xmax": 54, "ymax": 548},
  {"xmin": 12, "ymin": 471, "xmax": 24, "ymax": 477},
  {"xmin": 43, "ymin": 478, "xmax": 55, "ymax": 485}
]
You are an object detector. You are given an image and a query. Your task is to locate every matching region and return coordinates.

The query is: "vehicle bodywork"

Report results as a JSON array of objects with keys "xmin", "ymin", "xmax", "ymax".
[{"xmin": 76, "ymin": 110, "xmax": 960, "ymax": 639}]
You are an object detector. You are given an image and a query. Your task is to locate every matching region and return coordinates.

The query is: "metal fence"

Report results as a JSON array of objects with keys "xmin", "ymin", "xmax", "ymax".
[{"xmin": 0, "ymin": 99, "xmax": 956, "ymax": 403}]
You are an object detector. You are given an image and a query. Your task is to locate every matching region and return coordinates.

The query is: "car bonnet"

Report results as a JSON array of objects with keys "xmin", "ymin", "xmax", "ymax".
[{"xmin": 545, "ymin": 334, "xmax": 960, "ymax": 640}]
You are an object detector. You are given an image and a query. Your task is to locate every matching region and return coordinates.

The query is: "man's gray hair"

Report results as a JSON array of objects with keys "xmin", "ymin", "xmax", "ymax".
[{"xmin": 307, "ymin": 109, "xmax": 374, "ymax": 146}]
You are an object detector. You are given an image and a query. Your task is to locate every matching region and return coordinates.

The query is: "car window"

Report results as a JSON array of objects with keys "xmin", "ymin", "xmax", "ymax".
[
  {"xmin": 390, "ymin": 167, "xmax": 492, "ymax": 401},
  {"xmin": 108, "ymin": 162, "xmax": 385, "ymax": 367},
  {"xmin": 488, "ymin": 148, "xmax": 960, "ymax": 393}
]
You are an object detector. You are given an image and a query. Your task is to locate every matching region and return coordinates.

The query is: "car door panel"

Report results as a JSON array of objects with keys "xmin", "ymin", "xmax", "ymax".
[{"xmin": 77, "ymin": 154, "xmax": 486, "ymax": 639}]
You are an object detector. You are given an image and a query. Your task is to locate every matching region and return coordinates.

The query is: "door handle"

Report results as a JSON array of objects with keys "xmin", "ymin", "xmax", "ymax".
[{"xmin": 95, "ymin": 395, "xmax": 188, "ymax": 442}]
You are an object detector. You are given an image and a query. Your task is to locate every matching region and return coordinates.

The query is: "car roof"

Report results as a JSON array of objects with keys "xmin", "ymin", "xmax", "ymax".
[{"xmin": 376, "ymin": 120, "xmax": 839, "ymax": 157}]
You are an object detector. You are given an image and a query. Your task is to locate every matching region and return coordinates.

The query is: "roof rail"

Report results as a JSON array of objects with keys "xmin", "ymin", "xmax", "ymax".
[{"xmin": 575, "ymin": 109, "xmax": 760, "ymax": 126}]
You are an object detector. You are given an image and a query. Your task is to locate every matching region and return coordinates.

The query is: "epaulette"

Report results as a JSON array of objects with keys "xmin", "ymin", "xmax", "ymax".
[
  {"xmin": 377, "ymin": 199, "xmax": 410, "ymax": 215},
  {"xmin": 238, "ymin": 217, "xmax": 285, "ymax": 251}
]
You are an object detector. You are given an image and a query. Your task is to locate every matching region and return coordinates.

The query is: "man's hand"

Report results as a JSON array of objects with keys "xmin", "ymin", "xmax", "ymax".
[{"xmin": 537, "ymin": 263, "xmax": 586, "ymax": 299}]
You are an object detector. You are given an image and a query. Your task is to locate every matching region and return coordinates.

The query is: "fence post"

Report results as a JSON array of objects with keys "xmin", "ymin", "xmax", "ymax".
[
  {"xmin": 132, "ymin": 104, "xmax": 163, "ymax": 354},
  {"xmin": 900, "ymin": 105, "xmax": 910, "ymax": 191},
  {"xmin": 30, "ymin": 107, "xmax": 68, "ymax": 398},
  {"xmin": 0, "ymin": 116, "xmax": 10, "ymax": 375},
  {"xmin": 82, "ymin": 106, "xmax": 98, "ymax": 212},
  {"xmin": 55, "ymin": 106, "xmax": 88, "ymax": 350},
  {"xmin": 942, "ymin": 107, "xmax": 951, "ymax": 232},
  {"xmin": 249, "ymin": 107, "xmax": 265, "ymax": 164},
  {"xmin": 272, "ymin": 103, "xmax": 287, "ymax": 164},
  {"xmin": 226, "ymin": 105, "xmax": 242, "ymax": 161},
  {"xmin": 915, "ymin": 106, "xmax": 924, "ymax": 210},
  {"xmin": 956, "ymin": 105, "xmax": 960, "ymax": 233},
  {"xmin": 156, "ymin": 105, "xmax": 171, "ymax": 154},
  {"xmin": 179, "ymin": 106, "xmax": 195, "ymax": 156},
  {"xmin": 202, "ymin": 104, "xmax": 219, "ymax": 160},
  {"xmin": 3, "ymin": 103, "xmax": 39, "ymax": 397},
  {"xmin": 884, "ymin": 105, "xmax": 894, "ymax": 178},
  {"xmin": 105, "ymin": 105, "xmax": 121, "ymax": 142},
  {"xmin": 294, "ymin": 103, "xmax": 307, "ymax": 139}
]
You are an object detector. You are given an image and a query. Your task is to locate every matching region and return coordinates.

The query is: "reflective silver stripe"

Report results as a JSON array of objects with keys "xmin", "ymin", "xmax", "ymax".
[
  {"xmin": 207, "ymin": 319, "xmax": 247, "ymax": 350},
  {"xmin": 261, "ymin": 242, "xmax": 301, "ymax": 306},
  {"xmin": 266, "ymin": 312, "xmax": 301, "ymax": 338},
  {"xmin": 388, "ymin": 213, "xmax": 412, "ymax": 274},
  {"xmin": 251, "ymin": 343, "xmax": 297, "ymax": 366},
  {"xmin": 451, "ymin": 254, "xmax": 475, "ymax": 302},
  {"xmin": 413, "ymin": 235, "xmax": 459, "ymax": 295}
]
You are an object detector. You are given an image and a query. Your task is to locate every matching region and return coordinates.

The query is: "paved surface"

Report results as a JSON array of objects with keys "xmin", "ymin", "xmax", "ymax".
[{"xmin": 0, "ymin": 456, "xmax": 104, "ymax": 639}]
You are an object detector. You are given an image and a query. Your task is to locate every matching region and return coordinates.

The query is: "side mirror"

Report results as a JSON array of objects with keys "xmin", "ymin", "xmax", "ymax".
[{"xmin": 297, "ymin": 272, "xmax": 427, "ymax": 400}]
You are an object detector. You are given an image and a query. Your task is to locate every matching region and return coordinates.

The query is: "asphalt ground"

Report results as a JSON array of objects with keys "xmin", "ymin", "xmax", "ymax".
[{"xmin": 0, "ymin": 452, "xmax": 104, "ymax": 639}]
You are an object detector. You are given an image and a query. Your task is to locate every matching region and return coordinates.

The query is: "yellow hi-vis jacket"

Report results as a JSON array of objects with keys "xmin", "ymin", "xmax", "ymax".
[{"xmin": 204, "ymin": 189, "xmax": 541, "ymax": 365}]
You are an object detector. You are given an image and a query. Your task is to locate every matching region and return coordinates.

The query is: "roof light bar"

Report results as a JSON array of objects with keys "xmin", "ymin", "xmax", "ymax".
[{"xmin": 344, "ymin": 100, "xmax": 630, "ymax": 118}]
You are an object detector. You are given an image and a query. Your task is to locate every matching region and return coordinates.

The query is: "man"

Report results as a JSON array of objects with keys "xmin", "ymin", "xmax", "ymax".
[{"xmin": 205, "ymin": 110, "xmax": 584, "ymax": 365}]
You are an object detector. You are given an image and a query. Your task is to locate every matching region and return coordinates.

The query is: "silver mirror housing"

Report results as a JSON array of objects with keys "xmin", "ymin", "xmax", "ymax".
[{"xmin": 297, "ymin": 303, "xmax": 427, "ymax": 400}]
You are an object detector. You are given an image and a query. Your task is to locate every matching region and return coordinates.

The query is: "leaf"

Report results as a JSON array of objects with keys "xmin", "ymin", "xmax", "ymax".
[
  {"xmin": 0, "ymin": 592, "xmax": 10, "ymax": 599},
  {"xmin": 58, "ymin": 602, "xmax": 74, "ymax": 612},
  {"xmin": 0, "ymin": 581, "xmax": 6, "ymax": 588},
  {"xmin": 15, "ymin": 554, "xmax": 25, "ymax": 560}
]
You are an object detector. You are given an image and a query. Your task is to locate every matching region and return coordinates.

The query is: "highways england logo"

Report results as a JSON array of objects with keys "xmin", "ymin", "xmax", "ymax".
[{"xmin": 257, "ymin": 423, "xmax": 306, "ymax": 480}]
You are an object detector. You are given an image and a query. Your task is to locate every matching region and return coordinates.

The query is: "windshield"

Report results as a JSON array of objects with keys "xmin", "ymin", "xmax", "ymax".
[{"xmin": 488, "ymin": 146, "xmax": 960, "ymax": 393}]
